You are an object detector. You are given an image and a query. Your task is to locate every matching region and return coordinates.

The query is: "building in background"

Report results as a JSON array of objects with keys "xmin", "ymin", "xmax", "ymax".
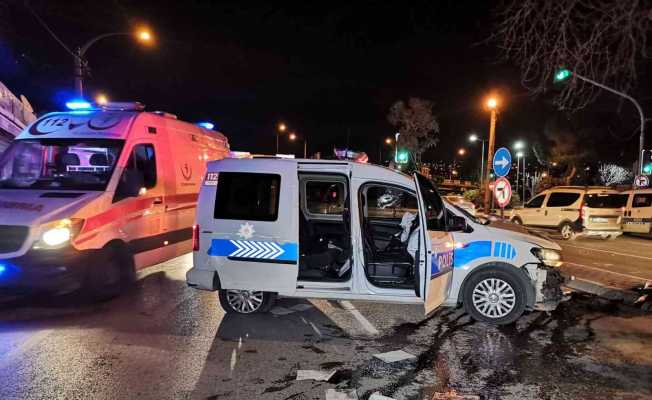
[{"xmin": 0, "ymin": 81, "xmax": 36, "ymax": 153}]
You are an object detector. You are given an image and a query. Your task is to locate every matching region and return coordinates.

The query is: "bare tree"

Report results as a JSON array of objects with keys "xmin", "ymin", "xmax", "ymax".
[
  {"xmin": 599, "ymin": 163, "xmax": 632, "ymax": 186},
  {"xmin": 493, "ymin": 0, "xmax": 651, "ymax": 111},
  {"xmin": 387, "ymin": 97, "xmax": 439, "ymax": 165},
  {"xmin": 544, "ymin": 118, "xmax": 594, "ymax": 185}
]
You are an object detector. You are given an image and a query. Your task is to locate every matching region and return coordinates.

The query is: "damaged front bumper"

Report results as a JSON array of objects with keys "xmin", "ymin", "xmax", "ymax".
[{"xmin": 526, "ymin": 263, "xmax": 566, "ymax": 312}]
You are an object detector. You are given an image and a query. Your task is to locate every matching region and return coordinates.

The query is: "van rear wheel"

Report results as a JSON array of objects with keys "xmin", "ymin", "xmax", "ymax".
[
  {"xmin": 560, "ymin": 222, "xmax": 576, "ymax": 240},
  {"xmin": 219, "ymin": 290, "xmax": 275, "ymax": 314}
]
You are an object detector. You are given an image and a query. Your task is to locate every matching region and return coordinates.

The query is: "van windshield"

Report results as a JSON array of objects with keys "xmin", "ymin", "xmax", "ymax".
[
  {"xmin": 0, "ymin": 139, "xmax": 124, "ymax": 191},
  {"xmin": 584, "ymin": 193, "xmax": 628, "ymax": 209}
]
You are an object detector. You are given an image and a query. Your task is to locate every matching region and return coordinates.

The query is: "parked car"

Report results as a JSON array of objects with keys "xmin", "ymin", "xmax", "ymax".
[
  {"xmin": 187, "ymin": 158, "xmax": 563, "ymax": 324},
  {"xmin": 621, "ymin": 188, "xmax": 652, "ymax": 237},
  {"xmin": 510, "ymin": 186, "xmax": 627, "ymax": 240}
]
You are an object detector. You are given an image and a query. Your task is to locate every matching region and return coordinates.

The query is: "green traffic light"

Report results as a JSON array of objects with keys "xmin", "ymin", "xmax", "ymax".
[
  {"xmin": 554, "ymin": 68, "xmax": 572, "ymax": 82},
  {"xmin": 643, "ymin": 164, "xmax": 652, "ymax": 175},
  {"xmin": 396, "ymin": 151, "xmax": 408, "ymax": 164}
]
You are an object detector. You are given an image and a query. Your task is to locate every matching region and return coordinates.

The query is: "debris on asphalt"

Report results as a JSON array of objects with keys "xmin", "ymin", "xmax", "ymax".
[
  {"xmin": 325, "ymin": 388, "xmax": 358, "ymax": 400},
  {"xmin": 368, "ymin": 392, "xmax": 396, "ymax": 400},
  {"xmin": 431, "ymin": 390, "xmax": 479, "ymax": 400},
  {"xmin": 289, "ymin": 303, "xmax": 314, "ymax": 312},
  {"xmin": 270, "ymin": 306, "xmax": 295, "ymax": 316},
  {"xmin": 373, "ymin": 350, "xmax": 417, "ymax": 363},
  {"xmin": 296, "ymin": 369, "xmax": 337, "ymax": 381}
]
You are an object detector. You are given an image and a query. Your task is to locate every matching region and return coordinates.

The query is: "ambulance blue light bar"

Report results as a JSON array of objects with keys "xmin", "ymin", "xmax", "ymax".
[
  {"xmin": 65, "ymin": 100, "xmax": 93, "ymax": 110},
  {"xmin": 197, "ymin": 122, "xmax": 214, "ymax": 130}
]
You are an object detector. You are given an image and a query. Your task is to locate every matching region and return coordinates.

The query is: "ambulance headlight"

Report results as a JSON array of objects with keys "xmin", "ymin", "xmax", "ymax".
[
  {"xmin": 531, "ymin": 247, "xmax": 562, "ymax": 267},
  {"xmin": 34, "ymin": 219, "xmax": 85, "ymax": 249}
]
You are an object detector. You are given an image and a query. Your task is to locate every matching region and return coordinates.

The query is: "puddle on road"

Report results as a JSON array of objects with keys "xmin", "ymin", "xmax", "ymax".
[{"xmin": 347, "ymin": 294, "xmax": 652, "ymax": 400}]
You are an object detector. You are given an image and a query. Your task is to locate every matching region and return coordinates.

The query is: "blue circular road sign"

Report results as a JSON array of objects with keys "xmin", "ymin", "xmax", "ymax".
[{"xmin": 493, "ymin": 147, "xmax": 512, "ymax": 177}]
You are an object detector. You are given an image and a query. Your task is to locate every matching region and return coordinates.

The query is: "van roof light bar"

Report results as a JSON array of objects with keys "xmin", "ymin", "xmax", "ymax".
[{"xmin": 100, "ymin": 101, "xmax": 145, "ymax": 111}]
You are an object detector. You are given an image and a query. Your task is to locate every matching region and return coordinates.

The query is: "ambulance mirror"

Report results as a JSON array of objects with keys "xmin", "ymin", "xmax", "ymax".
[{"xmin": 116, "ymin": 169, "xmax": 145, "ymax": 200}]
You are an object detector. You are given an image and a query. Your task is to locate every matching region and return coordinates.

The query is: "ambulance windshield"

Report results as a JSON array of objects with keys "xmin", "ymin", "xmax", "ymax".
[{"xmin": 0, "ymin": 139, "xmax": 124, "ymax": 191}]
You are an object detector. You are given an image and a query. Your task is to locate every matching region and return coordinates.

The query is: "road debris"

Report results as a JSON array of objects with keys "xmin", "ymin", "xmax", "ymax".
[
  {"xmin": 296, "ymin": 369, "xmax": 337, "ymax": 381},
  {"xmin": 325, "ymin": 388, "xmax": 358, "ymax": 400},
  {"xmin": 373, "ymin": 350, "xmax": 416, "ymax": 363},
  {"xmin": 368, "ymin": 392, "xmax": 396, "ymax": 400},
  {"xmin": 270, "ymin": 306, "xmax": 295, "ymax": 316},
  {"xmin": 289, "ymin": 303, "xmax": 314, "ymax": 312}
]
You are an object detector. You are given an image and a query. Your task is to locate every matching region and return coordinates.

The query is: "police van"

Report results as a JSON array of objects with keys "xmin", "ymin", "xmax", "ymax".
[
  {"xmin": 0, "ymin": 102, "xmax": 229, "ymax": 297},
  {"xmin": 188, "ymin": 159, "xmax": 563, "ymax": 324}
]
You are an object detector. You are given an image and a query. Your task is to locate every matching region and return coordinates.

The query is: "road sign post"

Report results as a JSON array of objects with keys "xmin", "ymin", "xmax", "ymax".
[
  {"xmin": 493, "ymin": 177, "xmax": 512, "ymax": 219},
  {"xmin": 492, "ymin": 147, "xmax": 512, "ymax": 177}
]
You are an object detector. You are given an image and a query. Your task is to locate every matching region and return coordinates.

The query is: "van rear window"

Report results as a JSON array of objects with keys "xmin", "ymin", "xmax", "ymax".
[
  {"xmin": 214, "ymin": 172, "xmax": 281, "ymax": 221},
  {"xmin": 584, "ymin": 194, "xmax": 628, "ymax": 209}
]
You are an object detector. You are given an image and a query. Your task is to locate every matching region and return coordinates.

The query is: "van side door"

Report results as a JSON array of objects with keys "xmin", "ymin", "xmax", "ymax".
[
  {"xmin": 204, "ymin": 164, "xmax": 299, "ymax": 293},
  {"xmin": 630, "ymin": 192, "xmax": 652, "ymax": 234},
  {"xmin": 544, "ymin": 191, "xmax": 581, "ymax": 226},
  {"xmin": 414, "ymin": 174, "xmax": 454, "ymax": 314}
]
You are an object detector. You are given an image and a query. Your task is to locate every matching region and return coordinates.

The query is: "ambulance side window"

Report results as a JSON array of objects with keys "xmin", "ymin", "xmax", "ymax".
[{"xmin": 114, "ymin": 144, "xmax": 157, "ymax": 202}]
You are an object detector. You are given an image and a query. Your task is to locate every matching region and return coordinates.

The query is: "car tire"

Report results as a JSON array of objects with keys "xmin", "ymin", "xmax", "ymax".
[
  {"xmin": 218, "ymin": 290, "xmax": 276, "ymax": 314},
  {"xmin": 559, "ymin": 222, "xmax": 576, "ymax": 240},
  {"xmin": 83, "ymin": 244, "xmax": 133, "ymax": 302},
  {"xmin": 511, "ymin": 217, "xmax": 523, "ymax": 225},
  {"xmin": 463, "ymin": 268, "xmax": 527, "ymax": 325}
]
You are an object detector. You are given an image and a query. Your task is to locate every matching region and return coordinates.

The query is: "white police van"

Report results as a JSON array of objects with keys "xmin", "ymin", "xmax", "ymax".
[{"xmin": 188, "ymin": 159, "xmax": 563, "ymax": 324}]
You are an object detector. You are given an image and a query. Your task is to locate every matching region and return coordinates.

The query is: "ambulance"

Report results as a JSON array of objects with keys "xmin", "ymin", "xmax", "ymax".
[
  {"xmin": 187, "ymin": 159, "xmax": 564, "ymax": 324},
  {"xmin": 0, "ymin": 102, "xmax": 229, "ymax": 298}
]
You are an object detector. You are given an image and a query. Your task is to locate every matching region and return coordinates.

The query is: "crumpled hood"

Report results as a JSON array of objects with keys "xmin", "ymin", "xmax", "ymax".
[
  {"xmin": 484, "ymin": 220, "xmax": 561, "ymax": 250},
  {"xmin": 0, "ymin": 190, "xmax": 102, "ymax": 227}
]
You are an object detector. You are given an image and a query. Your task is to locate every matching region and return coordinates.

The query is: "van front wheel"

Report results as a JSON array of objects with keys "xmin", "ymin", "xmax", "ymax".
[
  {"xmin": 219, "ymin": 290, "xmax": 275, "ymax": 314},
  {"xmin": 463, "ymin": 269, "xmax": 526, "ymax": 325}
]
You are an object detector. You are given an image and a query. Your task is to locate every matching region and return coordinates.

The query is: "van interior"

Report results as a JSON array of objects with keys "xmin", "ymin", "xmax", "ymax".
[
  {"xmin": 298, "ymin": 174, "xmax": 353, "ymax": 282},
  {"xmin": 359, "ymin": 184, "xmax": 419, "ymax": 289}
]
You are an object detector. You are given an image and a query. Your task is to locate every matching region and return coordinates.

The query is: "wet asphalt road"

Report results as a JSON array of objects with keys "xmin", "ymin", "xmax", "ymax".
[{"xmin": 1, "ymin": 254, "xmax": 651, "ymax": 400}]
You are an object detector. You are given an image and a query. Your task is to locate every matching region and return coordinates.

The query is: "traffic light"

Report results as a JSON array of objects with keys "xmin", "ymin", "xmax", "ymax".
[
  {"xmin": 643, "ymin": 149, "xmax": 652, "ymax": 175},
  {"xmin": 553, "ymin": 68, "xmax": 572, "ymax": 83},
  {"xmin": 396, "ymin": 150, "xmax": 409, "ymax": 164}
]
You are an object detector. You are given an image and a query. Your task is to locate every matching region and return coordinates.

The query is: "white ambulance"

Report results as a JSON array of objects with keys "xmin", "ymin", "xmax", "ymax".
[
  {"xmin": 0, "ymin": 102, "xmax": 229, "ymax": 298},
  {"xmin": 188, "ymin": 159, "xmax": 564, "ymax": 324}
]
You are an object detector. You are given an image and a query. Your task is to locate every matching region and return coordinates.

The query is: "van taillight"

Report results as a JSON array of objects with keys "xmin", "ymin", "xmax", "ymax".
[
  {"xmin": 579, "ymin": 204, "xmax": 587, "ymax": 220},
  {"xmin": 192, "ymin": 224, "xmax": 200, "ymax": 251}
]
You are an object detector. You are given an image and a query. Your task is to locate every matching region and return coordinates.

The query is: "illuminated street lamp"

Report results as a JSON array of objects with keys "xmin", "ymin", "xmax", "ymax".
[
  {"xmin": 95, "ymin": 93, "xmax": 109, "ymax": 106},
  {"xmin": 74, "ymin": 27, "xmax": 154, "ymax": 97},
  {"xmin": 458, "ymin": 148, "xmax": 466, "ymax": 156},
  {"xmin": 469, "ymin": 133, "xmax": 487, "ymax": 186},
  {"xmin": 385, "ymin": 137, "xmax": 392, "ymax": 145},
  {"xmin": 288, "ymin": 132, "xmax": 307, "ymax": 158},
  {"xmin": 483, "ymin": 95, "xmax": 500, "ymax": 212}
]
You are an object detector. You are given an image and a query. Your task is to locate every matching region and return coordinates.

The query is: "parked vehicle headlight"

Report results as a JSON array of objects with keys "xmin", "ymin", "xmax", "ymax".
[
  {"xmin": 34, "ymin": 219, "xmax": 85, "ymax": 249},
  {"xmin": 530, "ymin": 247, "xmax": 562, "ymax": 267}
]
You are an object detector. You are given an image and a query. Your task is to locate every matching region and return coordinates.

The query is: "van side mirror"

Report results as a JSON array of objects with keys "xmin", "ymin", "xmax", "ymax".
[
  {"xmin": 447, "ymin": 215, "xmax": 467, "ymax": 232},
  {"xmin": 115, "ymin": 169, "xmax": 145, "ymax": 201}
]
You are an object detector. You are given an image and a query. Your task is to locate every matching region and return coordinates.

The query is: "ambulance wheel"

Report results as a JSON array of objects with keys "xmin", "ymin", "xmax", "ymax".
[
  {"xmin": 463, "ymin": 268, "xmax": 526, "ymax": 325},
  {"xmin": 83, "ymin": 243, "xmax": 133, "ymax": 302},
  {"xmin": 511, "ymin": 217, "xmax": 523, "ymax": 225},
  {"xmin": 219, "ymin": 290, "xmax": 275, "ymax": 314}
]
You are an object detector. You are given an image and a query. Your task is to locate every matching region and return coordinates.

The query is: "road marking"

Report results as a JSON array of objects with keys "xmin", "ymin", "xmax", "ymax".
[
  {"xmin": 564, "ymin": 261, "xmax": 652, "ymax": 282},
  {"xmin": 562, "ymin": 244, "xmax": 652, "ymax": 261},
  {"xmin": 338, "ymin": 301, "xmax": 379, "ymax": 336}
]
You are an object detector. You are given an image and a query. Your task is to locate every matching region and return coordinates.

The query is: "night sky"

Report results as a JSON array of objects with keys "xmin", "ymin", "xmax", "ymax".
[{"xmin": 1, "ymin": 1, "xmax": 648, "ymax": 173}]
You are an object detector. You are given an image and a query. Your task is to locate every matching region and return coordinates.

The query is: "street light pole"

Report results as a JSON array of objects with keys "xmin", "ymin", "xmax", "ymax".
[
  {"xmin": 483, "ymin": 99, "xmax": 498, "ymax": 213},
  {"xmin": 74, "ymin": 31, "xmax": 152, "ymax": 97},
  {"xmin": 480, "ymin": 139, "xmax": 485, "ymax": 187}
]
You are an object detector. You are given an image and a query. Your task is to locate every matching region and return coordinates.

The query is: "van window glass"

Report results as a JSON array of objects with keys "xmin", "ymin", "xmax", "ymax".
[
  {"xmin": 633, "ymin": 194, "xmax": 652, "ymax": 208},
  {"xmin": 306, "ymin": 181, "xmax": 346, "ymax": 215},
  {"xmin": 584, "ymin": 193, "xmax": 628, "ymax": 208},
  {"xmin": 365, "ymin": 185, "xmax": 418, "ymax": 219},
  {"xmin": 214, "ymin": 172, "xmax": 281, "ymax": 221},
  {"xmin": 126, "ymin": 144, "xmax": 157, "ymax": 189},
  {"xmin": 546, "ymin": 192, "xmax": 580, "ymax": 207},
  {"xmin": 415, "ymin": 173, "xmax": 446, "ymax": 230},
  {"xmin": 525, "ymin": 194, "xmax": 545, "ymax": 208}
]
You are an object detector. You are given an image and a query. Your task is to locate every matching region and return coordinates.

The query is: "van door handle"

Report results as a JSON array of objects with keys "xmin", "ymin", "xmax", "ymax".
[{"xmin": 153, "ymin": 197, "xmax": 163, "ymax": 205}]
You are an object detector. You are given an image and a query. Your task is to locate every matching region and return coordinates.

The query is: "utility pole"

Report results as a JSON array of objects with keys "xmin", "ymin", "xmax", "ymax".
[{"xmin": 483, "ymin": 98, "xmax": 498, "ymax": 213}]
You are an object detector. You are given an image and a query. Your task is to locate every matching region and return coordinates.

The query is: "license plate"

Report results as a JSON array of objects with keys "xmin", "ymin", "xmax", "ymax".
[{"xmin": 592, "ymin": 217, "xmax": 608, "ymax": 223}]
